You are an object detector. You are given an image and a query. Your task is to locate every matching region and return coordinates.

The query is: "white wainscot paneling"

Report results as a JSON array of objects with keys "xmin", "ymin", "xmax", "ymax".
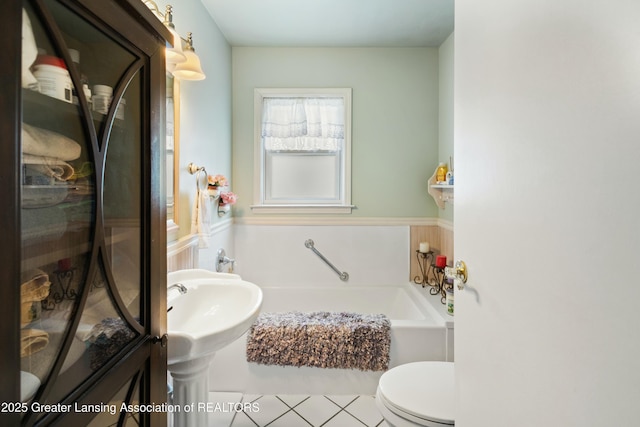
[
  {"xmin": 233, "ymin": 224, "xmax": 409, "ymax": 286},
  {"xmin": 197, "ymin": 218, "xmax": 235, "ymax": 272}
]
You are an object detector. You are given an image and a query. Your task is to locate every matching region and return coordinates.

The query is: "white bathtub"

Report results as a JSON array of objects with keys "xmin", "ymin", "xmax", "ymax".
[{"xmin": 208, "ymin": 283, "xmax": 454, "ymax": 395}]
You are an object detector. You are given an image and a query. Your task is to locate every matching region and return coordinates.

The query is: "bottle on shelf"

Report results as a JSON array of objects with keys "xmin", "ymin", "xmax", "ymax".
[
  {"xmin": 92, "ymin": 84, "xmax": 112, "ymax": 115},
  {"xmin": 68, "ymin": 48, "xmax": 91, "ymax": 108},
  {"xmin": 31, "ymin": 55, "xmax": 73, "ymax": 103},
  {"xmin": 436, "ymin": 162, "xmax": 448, "ymax": 183}
]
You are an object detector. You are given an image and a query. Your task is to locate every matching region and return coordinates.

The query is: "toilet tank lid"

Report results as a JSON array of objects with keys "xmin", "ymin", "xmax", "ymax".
[{"xmin": 378, "ymin": 361, "xmax": 454, "ymax": 423}]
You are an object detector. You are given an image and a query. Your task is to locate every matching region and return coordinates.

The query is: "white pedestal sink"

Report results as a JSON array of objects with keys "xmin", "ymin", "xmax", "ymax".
[{"xmin": 166, "ymin": 269, "xmax": 263, "ymax": 427}]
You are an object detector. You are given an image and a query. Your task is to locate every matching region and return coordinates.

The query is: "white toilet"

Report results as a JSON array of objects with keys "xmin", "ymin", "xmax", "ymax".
[{"xmin": 375, "ymin": 361, "xmax": 454, "ymax": 426}]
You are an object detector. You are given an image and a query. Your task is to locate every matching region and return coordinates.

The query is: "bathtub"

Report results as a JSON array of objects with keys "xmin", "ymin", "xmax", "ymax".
[{"xmin": 208, "ymin": 282, "xmax": 454, "ymax": 395}]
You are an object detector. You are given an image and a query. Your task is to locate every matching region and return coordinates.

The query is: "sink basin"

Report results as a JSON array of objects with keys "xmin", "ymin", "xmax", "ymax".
[
  {"xmin": 166, "ymin": 269, "xmax": 263, "ymax": 426},
  {"xmin": 166, "ymin": 269, "xmax": 263, "ymax": 365}
]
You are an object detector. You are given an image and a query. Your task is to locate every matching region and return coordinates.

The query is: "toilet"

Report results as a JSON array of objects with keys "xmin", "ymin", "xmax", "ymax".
[{"xmin": 375, "ymin": 361, "xmax": 454, "ymax": 426}]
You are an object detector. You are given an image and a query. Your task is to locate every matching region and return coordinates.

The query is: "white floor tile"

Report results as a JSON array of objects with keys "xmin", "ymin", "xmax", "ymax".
[
  {"xmin": 243, "ymin": 394, "xmax": 263, "ymax": 404},
  {"xmin": 276, "ymin": 395, "xmax": 310, "ymax": 408},
  {"xmin": 321, "ymin": 410, "xmax": 365, "ymax": 427},
  {"xmin": 245, "ymin": 395, "xmax": 292, "ymax": 426},
  {"xmin": 209, "ymin": 392, "xmax": 244, "ymax": 427},
  {"xmin": 292, "ymin": 396, "xmax": 341, "ymax": 426},
  {"xmin": 267, "ymin": 409, "xmax": 313, "ymax": 427},
  {"xmin": 344, "ymin": 396, "xmax": 383, "ymax": 427},
  {"xmin": 324, "ymin": 395, "xmax": 358, "ymax": 408},
  {"xmin": 231, "ymin": 411, "xmax": 258, "ymax": 427},
  {"xmin": 234, "ymin": 394, "xmax": 386, "ymax": 427}
]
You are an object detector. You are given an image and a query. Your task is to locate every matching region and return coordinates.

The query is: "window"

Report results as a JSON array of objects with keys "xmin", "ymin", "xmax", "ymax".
[{"xmin": 252, "ymin": 88, "xmax": 353, "ymax": 213}]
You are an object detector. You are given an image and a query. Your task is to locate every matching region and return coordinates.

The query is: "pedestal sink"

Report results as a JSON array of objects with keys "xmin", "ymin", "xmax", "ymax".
[{"xmin": 166, "ymin": 269, "xmax": 262, "ymax": 427}]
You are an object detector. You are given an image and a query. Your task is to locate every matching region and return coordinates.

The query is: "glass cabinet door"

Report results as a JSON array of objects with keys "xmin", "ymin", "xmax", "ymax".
[{"xmin": 16, "ymin": 1, "xmax": 167, "ymax": 425}]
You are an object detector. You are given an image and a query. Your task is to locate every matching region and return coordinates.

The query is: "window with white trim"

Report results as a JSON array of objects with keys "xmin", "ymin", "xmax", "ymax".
[{"xmin": 252, "ymin": 88, "xmax": 353, "ymax": 213}]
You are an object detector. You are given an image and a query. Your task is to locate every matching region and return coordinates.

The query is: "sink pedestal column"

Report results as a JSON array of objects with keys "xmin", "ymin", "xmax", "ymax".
[{"xmin": 169, "ymin": 354, "xmax": 215, "ymax": 427}]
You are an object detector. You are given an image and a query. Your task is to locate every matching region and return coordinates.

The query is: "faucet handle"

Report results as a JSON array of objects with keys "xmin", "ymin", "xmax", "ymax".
[
  {"xmin": 216, "ymin": 248, "xmax": 236, "ymax": 273},
  {"xmin": 216, "ymin": 248, "xmax": 226, "ymax": 272}
]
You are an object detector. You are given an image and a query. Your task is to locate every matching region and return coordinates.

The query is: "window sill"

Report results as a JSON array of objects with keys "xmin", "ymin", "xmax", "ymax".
[{"xmin": 250, "ymin": 204, "xmax": 355, "ymax": 214}]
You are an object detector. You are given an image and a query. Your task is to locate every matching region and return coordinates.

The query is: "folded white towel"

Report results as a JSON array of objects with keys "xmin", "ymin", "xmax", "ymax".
[
  {"xmin": 22, "ymin": 123, "xmax": 82, "ymax": 161},
  {"xmin": 190, "ymin": 188, "xmax": 211, "ymax": 248},
  {"xmin": 23, "ymin": 154, "xmax": 75, "ymax": 181}
]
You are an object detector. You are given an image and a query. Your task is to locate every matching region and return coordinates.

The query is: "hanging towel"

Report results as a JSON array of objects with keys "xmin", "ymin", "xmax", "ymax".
[{"xmin": 190, "ymin": 187, "xmax": 210, "ymax": 248}]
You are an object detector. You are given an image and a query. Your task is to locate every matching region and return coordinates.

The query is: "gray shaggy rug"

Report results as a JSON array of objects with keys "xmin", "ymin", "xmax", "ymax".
[{"xmin": 246, "ymin": 311, "xmax": 391, "ymax": 371}]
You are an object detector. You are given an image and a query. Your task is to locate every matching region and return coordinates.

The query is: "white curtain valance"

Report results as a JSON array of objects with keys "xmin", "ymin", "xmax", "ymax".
[{"xmin": 262, "ymin": 97, "xmax": 344, "ymax": 151}]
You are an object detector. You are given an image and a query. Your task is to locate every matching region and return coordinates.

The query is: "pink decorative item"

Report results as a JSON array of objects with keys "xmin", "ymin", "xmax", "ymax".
[
  {"xmin": 207, "ymin": 174, "xmax": 228, "ymax": 188},
  {"xmin": 219, "ymin": 191, "xmax": 237, "ymax": 206}
]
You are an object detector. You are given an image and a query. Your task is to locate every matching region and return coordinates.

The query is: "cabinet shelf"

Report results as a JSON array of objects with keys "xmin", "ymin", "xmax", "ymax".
[
  {"xmin": 23, "ymin": 89, "xmax": 77, "ymax": 113},
  {"xmin": 23, "ymin": 89, "xmax": 125, "ymax": 141}
]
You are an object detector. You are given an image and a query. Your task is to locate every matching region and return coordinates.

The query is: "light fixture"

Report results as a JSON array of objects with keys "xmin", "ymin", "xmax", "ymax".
[
  {"xmin": 142, "ymin": 1, "xmax": 205, "ymax": 80},
  {"xmin": 171, "ymin": 33, "xmax": 206, "ymax": 81},
  {"xmin": 163, "ymin": 6, "xmax": 186, "ymax": 67}
]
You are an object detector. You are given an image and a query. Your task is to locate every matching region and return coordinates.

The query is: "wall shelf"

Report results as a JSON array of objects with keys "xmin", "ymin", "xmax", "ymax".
[{"xmin": 427, "ymin": 169, "xmax": 454, "ymax": 209}]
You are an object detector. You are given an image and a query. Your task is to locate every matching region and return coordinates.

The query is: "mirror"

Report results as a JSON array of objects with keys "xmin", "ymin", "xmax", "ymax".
[{"xmin": 167, "ymin": 73, "xmax": 179, "ymax": 238}]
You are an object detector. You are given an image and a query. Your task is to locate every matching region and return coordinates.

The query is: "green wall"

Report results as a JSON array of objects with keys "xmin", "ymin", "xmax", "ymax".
[{"xmin": 231, "ymin": 47, "xmax": 441, "ymax": 219}]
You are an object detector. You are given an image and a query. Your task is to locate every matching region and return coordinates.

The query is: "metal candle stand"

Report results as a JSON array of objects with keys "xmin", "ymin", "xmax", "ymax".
[
  {"xmin": 413, "ymin": 250, "xmax": 452, "ymax": 304},
  {"xmin": 41, "ymin": 268, "xmax": 78, "ymax": 310}
]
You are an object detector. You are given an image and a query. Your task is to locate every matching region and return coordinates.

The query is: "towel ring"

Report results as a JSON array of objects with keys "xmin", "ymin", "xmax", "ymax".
[{"xmin": 188, "ymin": 162, "xmax": 208, "ymax": 192}]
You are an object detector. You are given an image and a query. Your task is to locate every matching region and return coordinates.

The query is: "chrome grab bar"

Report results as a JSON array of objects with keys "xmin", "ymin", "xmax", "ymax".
[{"xmin": 304, "ymin": 239, "xmax": 349, "ymax": 281}]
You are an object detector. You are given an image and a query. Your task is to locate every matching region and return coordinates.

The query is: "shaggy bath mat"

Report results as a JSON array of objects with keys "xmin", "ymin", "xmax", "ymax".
[{"xmin": 246, "ymin": 311, "xmax": 391, "ymax": 371}]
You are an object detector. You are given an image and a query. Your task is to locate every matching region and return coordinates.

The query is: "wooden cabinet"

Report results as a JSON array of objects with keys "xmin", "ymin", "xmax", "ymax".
[{"xmin": 1, "ymin": 1, "xmax": 170, "ymax": 425}]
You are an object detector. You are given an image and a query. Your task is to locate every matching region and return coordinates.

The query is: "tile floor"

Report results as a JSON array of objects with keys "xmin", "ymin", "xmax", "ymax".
[{"xmin": 230, "ymin": 394, "xmax": 389, "ymax": 427}]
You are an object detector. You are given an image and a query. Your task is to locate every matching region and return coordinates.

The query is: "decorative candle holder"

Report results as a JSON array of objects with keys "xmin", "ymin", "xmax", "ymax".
[
  {"xmin": 414, "ymin": 250, "xmax": 434, "ymax": 288},
  {"xmin": 42, "ymin": 267, "xmax": 77, "ymax": 311},
  {"xmin": 414, "ymin": 250, "xmax": 449, "ymax": 304}
]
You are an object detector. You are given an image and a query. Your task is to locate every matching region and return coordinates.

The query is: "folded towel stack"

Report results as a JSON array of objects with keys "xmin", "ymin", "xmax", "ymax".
[
  {"xmin": 21, "ymin": 329, "xmax": 49, "ymax": 357},
  {"xmin": 20, "ymin": 270, "xmax": 52, "ymax": 358},
  {"xmin": 22, "ymin": 123, "xmax": 82, "ymax": 184},
  {"xmin": 20, "ymin": 269, "xmax": 51, "ymax": 326}
]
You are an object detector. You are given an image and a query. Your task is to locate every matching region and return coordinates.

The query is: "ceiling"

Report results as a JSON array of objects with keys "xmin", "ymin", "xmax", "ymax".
[{"xmin": 200, "ymin": 0, "xmax": 454, "ymax": 47}]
